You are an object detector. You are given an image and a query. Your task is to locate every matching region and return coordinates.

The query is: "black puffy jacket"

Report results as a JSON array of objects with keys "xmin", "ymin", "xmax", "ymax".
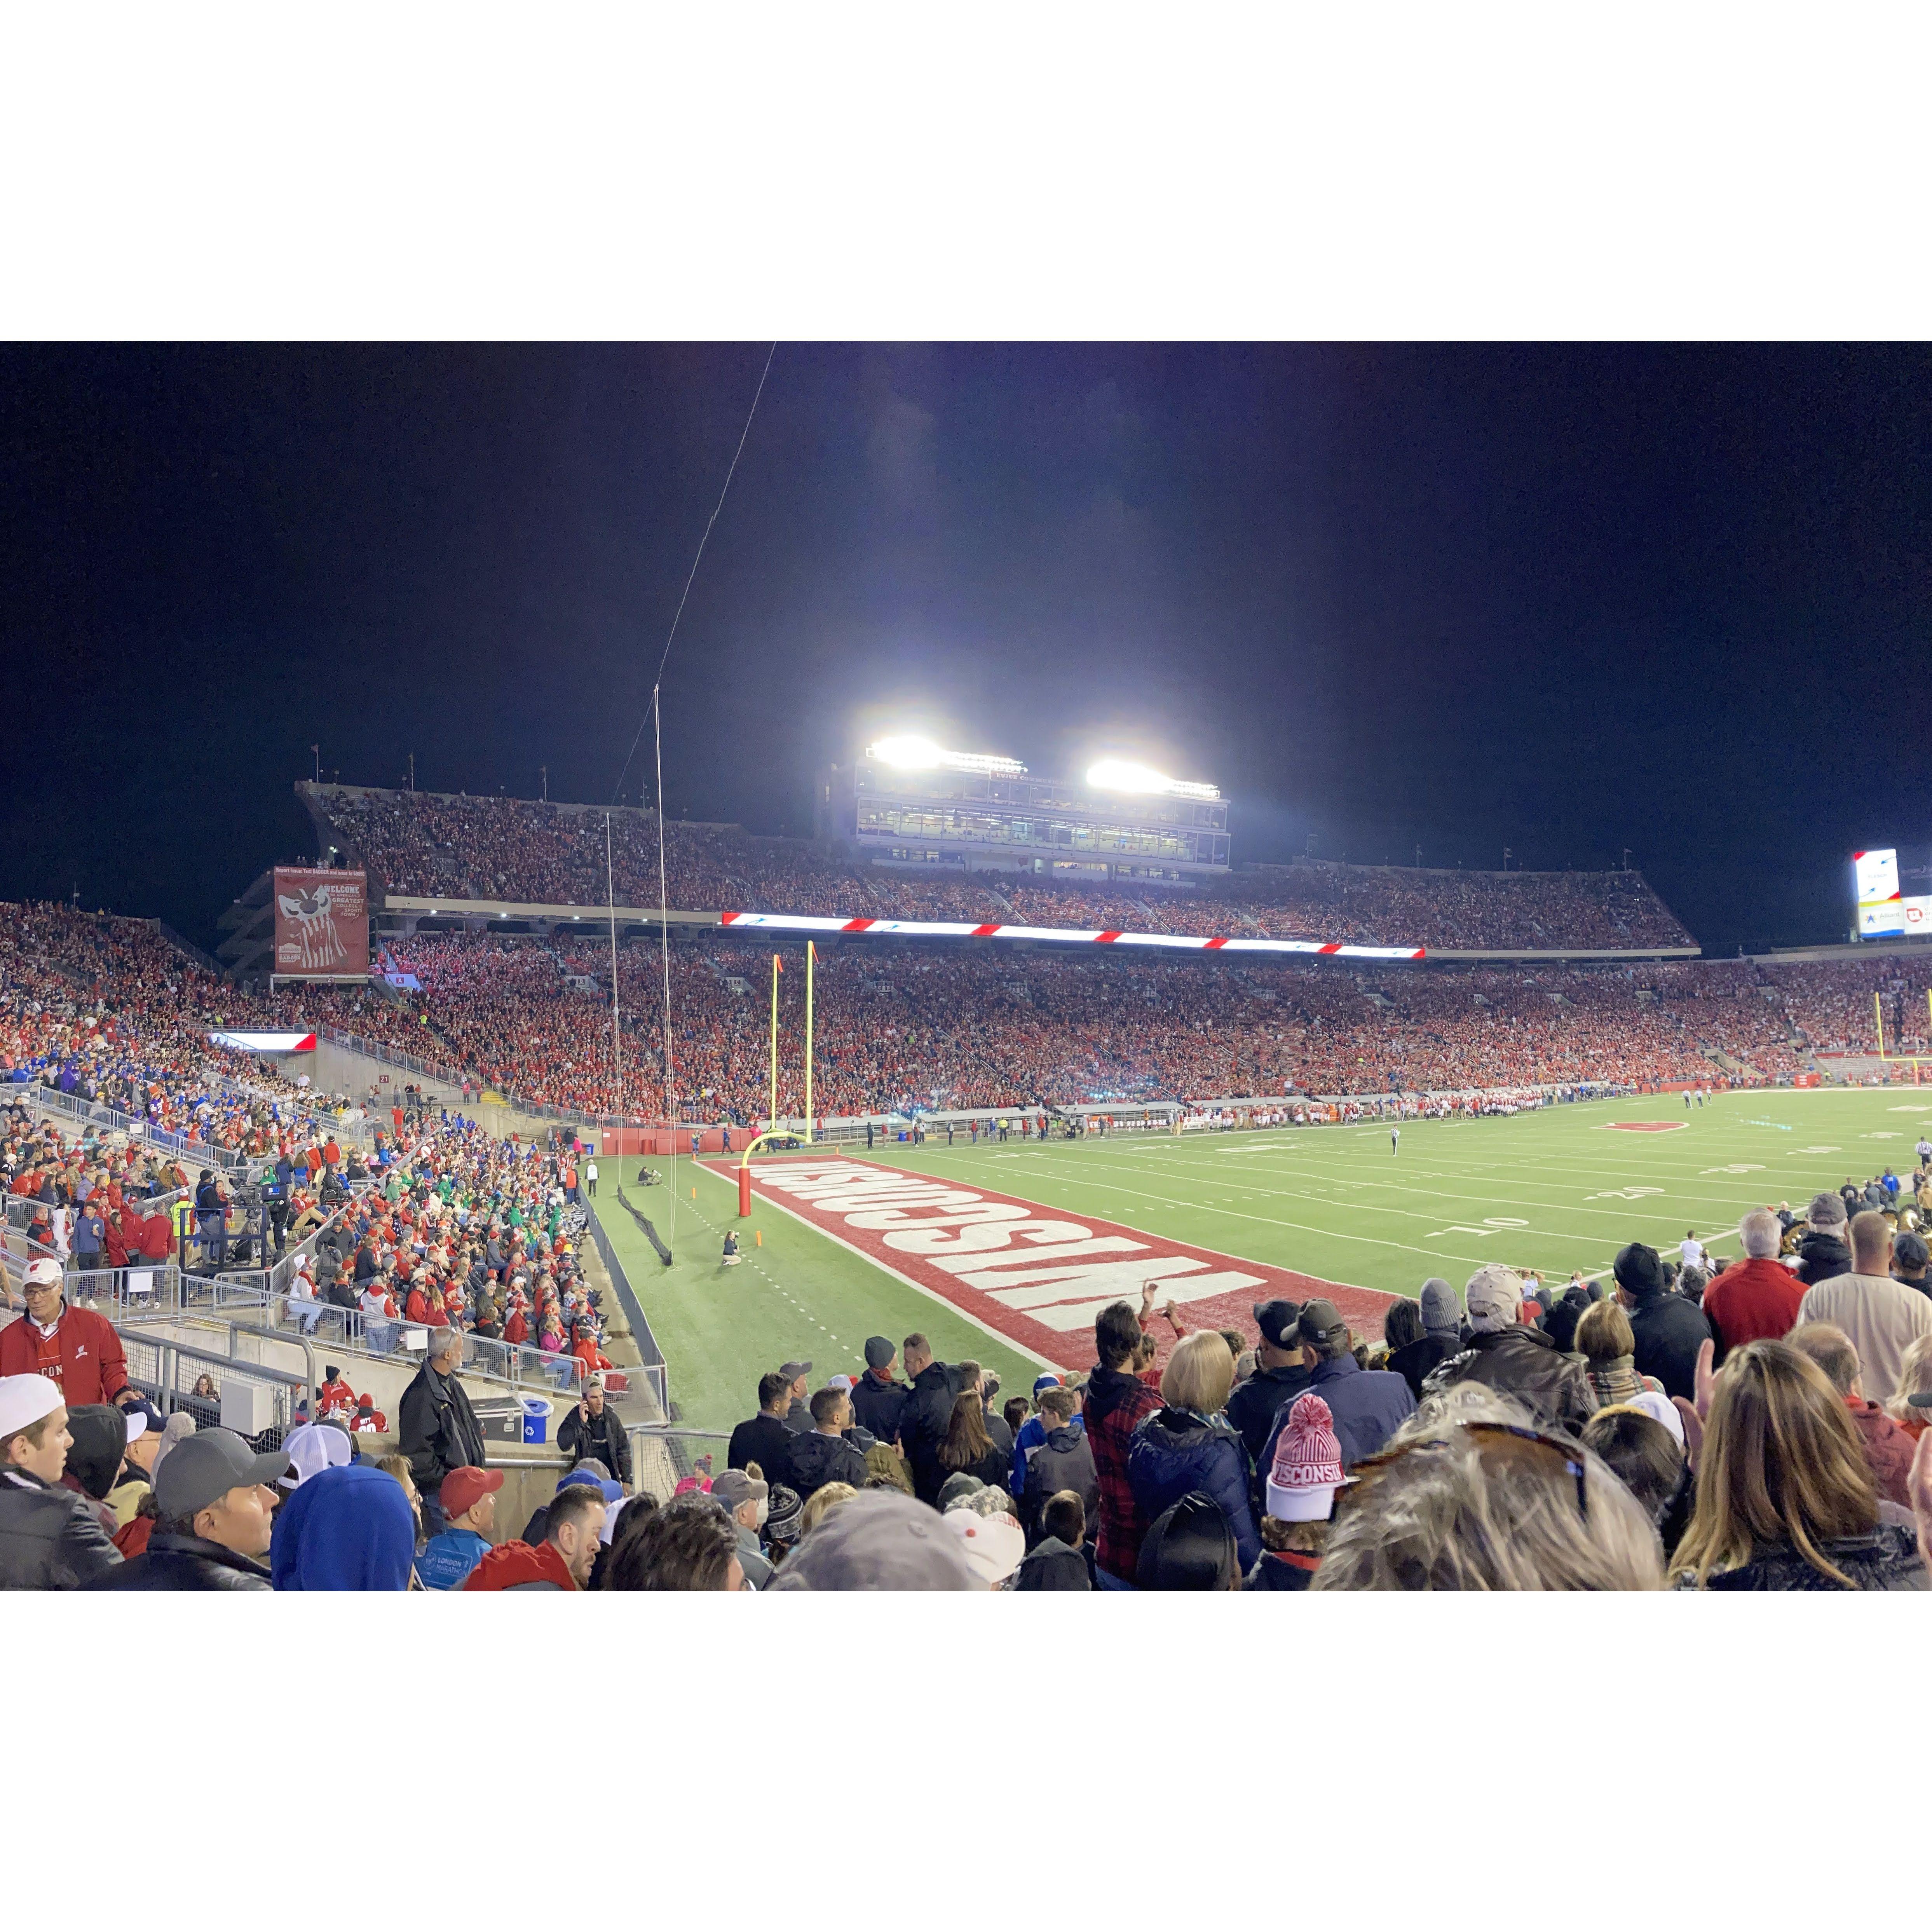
[
  {"xmin": 0, "ymin": 1468, "xmax": 124, "ymax": 1589},
  {"xmin": 1795, "ymin": 1230, "xmax": 1851, "ymax": 1289},
  {"xmin": 778, "ymin": 1428, "xmax": 869, "ymax": 1501},
  {"xmin": 1675, "ymin": 1526, "xmax": 1926, "ymax": 1592},
  {"xmin": 1127, "ymin": 1407, "xmax": 1260, "ymax": 1571},
  {"xmin": 85, "ymin": 1531, "xmax": 273, "ymax": 1591},
  {"xmin": 557, "ymin": 1402, "xmax": 633, "ymax": 1487}
]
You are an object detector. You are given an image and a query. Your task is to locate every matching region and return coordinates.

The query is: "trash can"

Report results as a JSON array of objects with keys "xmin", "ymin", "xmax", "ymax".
[{"xmin": 521, "ymin": 1395, "xmax": 552, "ymax": 1445}]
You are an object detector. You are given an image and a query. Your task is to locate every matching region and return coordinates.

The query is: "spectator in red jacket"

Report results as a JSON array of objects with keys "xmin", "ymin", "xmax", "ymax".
[
  {"xmin": 570, "ymin": 1321, "xmax": 612, "ymax": 1380},
  {"xmin": 1789, "ymin": 1322, "xmax": 1919, "ymax": 1509},
  {"xmin": 462, "ymin": 1482, "xmax": 603, "ymax": 1590},
  {"xmin": 0, "ymin": 1258, "xmax": 134, "ymax": 1408},
  {"xmin": 315, "ymin": 1367, "xmax": 356, "ymax": 1418},
  {"xmin": 1703, "ymin": 1209, "xmax": 1806, "ymax": 1362},
  {"xmin": 137, "ymin": 1208, "xmax": 172, "ymax": 1263}
]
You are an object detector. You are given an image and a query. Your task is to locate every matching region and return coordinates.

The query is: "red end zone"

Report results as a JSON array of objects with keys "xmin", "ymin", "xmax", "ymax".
[{"xmin": 714, "ymin": 1156, "xmax": 1396, "ymax": 1372}]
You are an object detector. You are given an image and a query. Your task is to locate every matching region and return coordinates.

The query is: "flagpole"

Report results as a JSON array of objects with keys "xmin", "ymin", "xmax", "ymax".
[
  {"xmin": 769, "ymin": 952, "xmax": 780, "ymax": 1134},
  {"xmin": 805, "ymin": 940, "xmax": 816, "ymax": 1144},
  {"xmin": 606, "ymin": 813, "xmax": 622, "ymax": 1132},
  {"xmin": 1876, "ymin": 991, "xmax": 1885, "ymax": 1059}
]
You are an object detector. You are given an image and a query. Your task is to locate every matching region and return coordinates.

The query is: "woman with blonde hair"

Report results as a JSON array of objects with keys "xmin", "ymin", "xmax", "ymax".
[
  {"xmin": 797, "ymin": 1480, "xmax": 856, "ymax": 1538},
  {"xmin": 1673, "ymin": 1339, "xmax": 1925, "ymax": 1591},
  {"xmin": 1126, "ymin": 1330, "xmax": 1258, "ymax": 1573},
  {"xmin": 1575, "ymin": 1299, "xmax": 1658, "ymax": 1409},
  {"xmin": 1884, "ymin": 1332, "xmax": 1932, "ymax": 1442},
  {"xmin": 1310, "ymin": 1387, "xmax": 1666, "ymax": 1591}
]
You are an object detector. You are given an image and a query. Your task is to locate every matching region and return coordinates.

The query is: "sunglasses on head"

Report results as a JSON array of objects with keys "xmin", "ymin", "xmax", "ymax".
[{"xmin": 1348, "ymin": 1419, "xmax": 1589, "ymax": 1520}]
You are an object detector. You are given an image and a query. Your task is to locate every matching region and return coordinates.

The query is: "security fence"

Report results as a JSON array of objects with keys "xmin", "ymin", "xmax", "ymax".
[
  {"xmin": 118, "ymin": 1324, "xmax": 314, "ymax": 1450},
  {"xmin": 624, "ymin": 1428, "xmax": 732, "ymax": 1504}
]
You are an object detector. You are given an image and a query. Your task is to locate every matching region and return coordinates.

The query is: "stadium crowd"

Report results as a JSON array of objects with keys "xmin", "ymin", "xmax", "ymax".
[
  {"xmin": 7, "ymin": 1201, "xmax": 1927, "ymax": 1590},
  {"xmin": 15, "ymin": 891, "xmax": 1932, "ymax": 1137},
  {"xmin": 1, "ymin": 901, "xmax": 372, "ymax": 1156},
  {"xmin": 305, "ymin": 933, "xmax": 1932, "ymax": 1121},
  {"xmin": 308, "ymin": 784, "xmax": 1695, "ymax": 949}
]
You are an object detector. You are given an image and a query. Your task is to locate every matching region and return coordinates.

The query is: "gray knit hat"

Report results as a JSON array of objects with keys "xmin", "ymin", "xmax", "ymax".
[
  {"xmin": 1419, "ymin": 1277, "xmax": 1461, "ymax": 1340},
  {"xmin": 1807, "ymin": 1191, "xmax": 1847, "ymax": 1230},
  {"xmin": 152, "ymin": 1410, "xmax": 197, "ymax": 1472},
  {"xmin": 936, "ymin": 1472, "xmax": 986, "ymax": 1510}
]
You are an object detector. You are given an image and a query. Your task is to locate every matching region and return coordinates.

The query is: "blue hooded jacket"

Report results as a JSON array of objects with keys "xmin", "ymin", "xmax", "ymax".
[
  {"xmin": 1126, "ymin": 1406, "xmax": 1259, "ymax": 1572},
  {"xmin": 271, "ymin": 1465, "xmax": 415, "ymax": 1590}
]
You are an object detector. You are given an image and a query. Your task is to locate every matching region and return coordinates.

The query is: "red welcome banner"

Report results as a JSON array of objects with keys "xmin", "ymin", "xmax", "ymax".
[
  {"xmin": 273, "ymin": 867, "xmax": 370, "ymax": 978},
  {"xmin": 728, "ymin": 1156, "xmax": 1395, "ymax": 1371}
]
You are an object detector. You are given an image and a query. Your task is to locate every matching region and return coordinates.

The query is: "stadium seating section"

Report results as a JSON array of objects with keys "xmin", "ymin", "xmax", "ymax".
[{"xmin": 310, "ymin": 785, "xmax": 1697, "ymax": 949}]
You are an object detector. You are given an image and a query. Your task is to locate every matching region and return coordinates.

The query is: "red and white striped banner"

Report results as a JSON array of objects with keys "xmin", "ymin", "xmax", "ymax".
[{"xmin": 718, "ymin": 911, "xmax": 1424, "ymax": 960}]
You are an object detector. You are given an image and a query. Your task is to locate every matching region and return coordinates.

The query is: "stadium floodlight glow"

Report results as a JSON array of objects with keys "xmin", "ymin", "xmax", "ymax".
[
  {"xmin": 867, "ymin": 735, "xmax": 1026, "ymax": 777},
  {"xmin": 1085, "ymin": 758, "xmax": 1221, "ymax": 801}
]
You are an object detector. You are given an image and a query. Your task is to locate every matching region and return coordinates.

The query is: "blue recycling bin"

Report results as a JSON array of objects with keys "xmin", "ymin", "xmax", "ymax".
[{"xmin": 521, "ymin": 1395, "xmax": 551, "ymax": 1444}]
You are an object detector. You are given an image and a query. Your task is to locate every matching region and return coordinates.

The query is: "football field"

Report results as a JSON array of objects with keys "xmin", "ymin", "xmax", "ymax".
[{"xmin": 595, "ymin": 1087, "xmax": 1932, "ymax": 1434}]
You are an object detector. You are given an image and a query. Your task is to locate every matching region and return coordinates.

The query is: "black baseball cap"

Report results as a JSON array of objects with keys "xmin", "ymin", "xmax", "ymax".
[
  {"xmin": 1252, "ymin": 1298, "xmax": 1303, "ymax": 1349},
  {"xmin": 1613, "ymin": 1242, "xmax": 1665, "ymax": 1296},
  {"xmin": 1296, "ymin": 1298, "xmax": 1349, "ymax": 1348}
]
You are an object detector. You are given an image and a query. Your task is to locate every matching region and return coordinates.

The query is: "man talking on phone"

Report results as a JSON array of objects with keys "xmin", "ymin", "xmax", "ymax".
[{"xmin": 558, "ymin": 1376, "xmax": 632, "ymax": 1492}]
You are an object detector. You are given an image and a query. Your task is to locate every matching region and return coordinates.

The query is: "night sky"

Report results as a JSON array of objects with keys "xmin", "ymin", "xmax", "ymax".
[{"xmin": 3, "ymin": 342, "xmax": 1927, "ymax": 954}]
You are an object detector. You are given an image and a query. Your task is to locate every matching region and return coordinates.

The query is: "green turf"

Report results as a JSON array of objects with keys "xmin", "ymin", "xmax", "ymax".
[
  {"xmin": 592, "ymin": 1163, "xmax": 1046, "ymax": 1435},
  {"xmin": 595, "ymin": 1088, "xmax": 1932, "ymax": 1431}
]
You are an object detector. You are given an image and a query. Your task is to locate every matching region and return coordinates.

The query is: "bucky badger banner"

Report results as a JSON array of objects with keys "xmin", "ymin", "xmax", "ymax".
[{"xmin": 273, "ymin": 867, "xmax": 369, "ymax": 977}]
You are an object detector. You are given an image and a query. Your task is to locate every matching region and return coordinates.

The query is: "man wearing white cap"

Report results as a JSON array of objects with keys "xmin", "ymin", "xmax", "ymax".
[
  {"xmin": 0, "ymin": 1256, "xmax": 135, "ymax": 1409},
  {"xmin": 941, "ymin": 1501, "xmax": 1025, "ymax": 1588},
  {"xmin": 0, "ymin": 1374, "xmax": 125, "ymax": 1587}
]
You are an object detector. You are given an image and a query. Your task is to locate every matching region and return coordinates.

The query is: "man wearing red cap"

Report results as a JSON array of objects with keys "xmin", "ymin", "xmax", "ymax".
[
  {"xmin": 418, "ymin": 1465, "xmax": 503, "ymax": 1588},
  {"xmin": 0, "ymin": 1258, "xmax": 134, "ymax": 1408}
]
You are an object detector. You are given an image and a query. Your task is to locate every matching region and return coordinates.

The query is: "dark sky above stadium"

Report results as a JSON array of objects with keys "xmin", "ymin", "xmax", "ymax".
[{"xmin": 3, "ymin": 342, "xmax": 1927, "ymax": 954}]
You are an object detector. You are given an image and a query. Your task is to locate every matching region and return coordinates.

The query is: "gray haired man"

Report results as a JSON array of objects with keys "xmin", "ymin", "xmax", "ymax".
[{"xmin": 710, "ymin": 1468, "xmax": 774, "ymax": 1588}]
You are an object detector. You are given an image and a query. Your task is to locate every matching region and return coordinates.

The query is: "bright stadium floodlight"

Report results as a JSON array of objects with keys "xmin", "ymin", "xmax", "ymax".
[
  {"xmin": 869, "ymin": 734, "xmax": 945, "ymax": 769},
  {"xmin": 867, "ymin": 735, "xmax": 1026, "ymax": 776},
  {"xmin": 1085, "ymin": 758, "xmax": 1221, "ymax": 801}
]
